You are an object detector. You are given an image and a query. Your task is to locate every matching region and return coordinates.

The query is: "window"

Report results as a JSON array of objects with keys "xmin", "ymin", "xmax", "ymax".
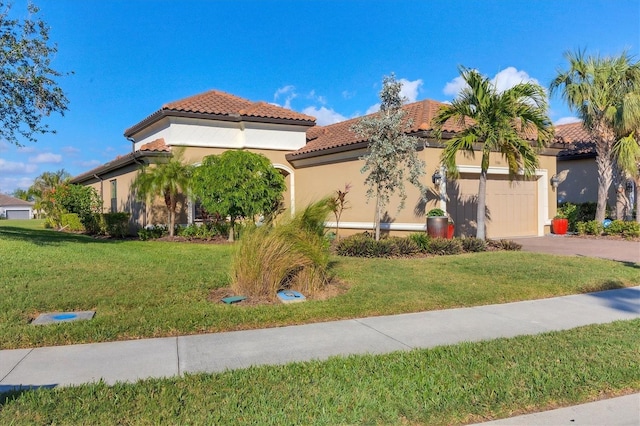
[{"xmin": 110, "ymin": 180, "xmax": 117, "ymax": 213}]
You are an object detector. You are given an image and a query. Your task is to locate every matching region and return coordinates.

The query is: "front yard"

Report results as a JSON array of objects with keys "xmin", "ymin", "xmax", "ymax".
[{"xmin": 1, "ymin": 220, "xmax": 639, "ymax": 350}]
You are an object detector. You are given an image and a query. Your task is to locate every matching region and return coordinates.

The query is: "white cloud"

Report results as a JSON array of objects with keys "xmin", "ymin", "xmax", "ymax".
[
  {"xmin": 0, "ymin": 159, "xmax": 38, "ymax": 174},
  {"xmin": 302, "ymin": 106, "xmax": 347, "ymax": 126},
  {"xmin": 442, "ymin": 67, "xmax": 541, "ymax": 98},
  {"xmin": 491, "ymin": 67, "xmax": 540, "ymax": 93},
  {"xmin": 29, "ymin": 153, "xmax": 62, "ymax": 164},
  {"xmin": 399, "ymin": 78, "xmax": 423, "ymax": 102},
  {"xmin": 0, "ymin": 176, "xmax": 34, "ymax": 194},
  {"xmin": 365, "ymin": 103, "xmax": 381, "ymax": 115},
  {"xmin": 0, "ymin": 141, "xmax": 10, "ymax": 152},
  {"xmin": 554, "ymin": 116, "xmax": 582, "ymax": 125},
  {"xmin": 17, "ymin": 146, "xmax": 36, "ymax": 153},
  {"xmin": 342, "ymin": 90, "xmax": 355, "ymax": 100},
  {"xmin": 62, "ymin": 146, "xmax": 81, "ymax": 154},
  {"xmin": 76, "ymin": 159, "xmax": 102, "ymax": 168},
  {"xmin": 273, "ymin": 85, "xmax": 297, "ymax": 109}
]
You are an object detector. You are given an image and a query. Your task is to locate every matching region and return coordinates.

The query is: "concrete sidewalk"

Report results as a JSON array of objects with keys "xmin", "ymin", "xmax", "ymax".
[{"xmin": 1, "ymin": 286, "xmax": 639, "ymax": 424}]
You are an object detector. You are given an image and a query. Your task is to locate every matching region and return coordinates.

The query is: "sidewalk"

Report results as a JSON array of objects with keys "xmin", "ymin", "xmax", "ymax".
[{"xmin": 1, "ymin": 286, "xmax": 639, "ymax": 424}]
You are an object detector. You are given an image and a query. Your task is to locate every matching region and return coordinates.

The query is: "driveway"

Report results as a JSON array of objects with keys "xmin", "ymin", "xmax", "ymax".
[{"xmin": 510, "ymin": 235, "xmax": 640, "ymax": 263}]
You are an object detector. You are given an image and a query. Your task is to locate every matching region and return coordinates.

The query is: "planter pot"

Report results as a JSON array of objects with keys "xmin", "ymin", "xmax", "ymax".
[
  {"xmin": 447, "ymin": 223, "xmax": 455, "ymax": 239},
  {"xmin": 551, "ymin": 218, "xmax": 568, "ymax": 235},
  {"xmin": 427, "ymin": 216, "xmax": 448, "ymax": 238}
]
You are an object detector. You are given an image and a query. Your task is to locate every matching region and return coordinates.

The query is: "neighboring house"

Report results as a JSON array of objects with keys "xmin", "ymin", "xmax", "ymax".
[
  {"xmin": 72, "ymin": 90, "xmax": 562, "ymax": 238},
  {"xmin": 554, "ymin": 122, "xmax": 620, "ymax": 205},
  {"xmin": 0, "ymin": 194, "xmax": 34, "ymax": 219}
]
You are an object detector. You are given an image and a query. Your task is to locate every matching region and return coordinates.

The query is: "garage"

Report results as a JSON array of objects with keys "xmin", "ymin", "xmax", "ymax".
[
  {"xmin": 6, "ymin": 209, "xmax": 31, "ymax": 220},
  {"xmin": 447, "ymin": 173, "xmax": 539, "ymax": 238}
]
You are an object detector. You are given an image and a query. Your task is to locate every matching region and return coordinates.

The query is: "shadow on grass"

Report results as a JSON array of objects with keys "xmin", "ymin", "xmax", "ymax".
[
  {"xmin": 0, "ymin": 384, "xmax": 57, "ymax": 404},
  {"xmin": 585, "ymin": 286, "xmax": 640, "ymax": 314},
  {"xmin": 0, "ymin": 226, "xmax": 124, "ymax": 246}
]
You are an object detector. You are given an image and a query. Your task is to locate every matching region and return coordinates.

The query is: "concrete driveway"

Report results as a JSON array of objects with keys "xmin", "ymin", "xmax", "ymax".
[{"xmin": 510, "ymin": 235, "xmax": 640, "ymax": 263}]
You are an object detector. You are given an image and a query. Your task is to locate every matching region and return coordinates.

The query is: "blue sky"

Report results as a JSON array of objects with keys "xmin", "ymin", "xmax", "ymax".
[{"xmin": 1, "ymin": 0, "xmax": 638, "ymax": 194}]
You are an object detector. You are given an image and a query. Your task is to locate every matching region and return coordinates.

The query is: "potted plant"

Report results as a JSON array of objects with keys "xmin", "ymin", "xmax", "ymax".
[
  {"xmin": 551, "ymin": 211, "xmax": 568, "ymax": 235},
  {"xmin": 427, "ymin": 208, "xmax": 448, "ymax": 238},
  {"xmin": 447, "ymin": 217, "xmax": 455, "ymax": 239}
]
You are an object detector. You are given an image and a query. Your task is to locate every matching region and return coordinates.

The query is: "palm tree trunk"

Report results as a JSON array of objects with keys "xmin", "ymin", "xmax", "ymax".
[
  {"xmin": 228, "ymin": 218, "xmax": 235, "ymax": 242},
  {"xmin": 595, "ymin": 147, "xmax": 613, "ymax": 222},
  {"xmin": 375, "ymin": 195, "xmax": 381, "ymax": 241},
  {"xmin": 168, "ymin": 208, "xmax": 175, "ymax": 237},
  {"xmin": 476, "ymin": 169, "xmax": 488, "ymax": 240}
]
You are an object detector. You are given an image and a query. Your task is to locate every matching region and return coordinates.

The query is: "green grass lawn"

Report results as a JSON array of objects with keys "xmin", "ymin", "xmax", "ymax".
[
  {"xmin": 1, "ymin": 220, "xmax": 639, "ymax": 349},
  {"xmin": 1, "ymin": 320, "xmax": 638, "ymax": 425}
]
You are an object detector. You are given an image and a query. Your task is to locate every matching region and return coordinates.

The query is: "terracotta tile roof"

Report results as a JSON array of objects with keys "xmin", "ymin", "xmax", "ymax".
[
  {"xmin": 554, "ymin": 122, "xmax": 596, "ymax": 158},
  {"xmin": 292, "ymin": 99, "xmax": 537, "ymax": 158},
  {"xmin": 140, "ymin": 138, "xmax": 170, "ymax": 152},
  {"xmin": 0, "ymin": 193, "xmax": 33, "ymax": 207},
  {"xmin": 125, "ymin": 90, "xmax": 315, "ymax": 137}
]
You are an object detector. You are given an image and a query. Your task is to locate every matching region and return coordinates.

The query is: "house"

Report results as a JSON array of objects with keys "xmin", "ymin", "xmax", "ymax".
[
  {"xmin": 0, "ymin": 194, "xmax": 34, "ymax": 219},
  {"xmin": 554, "ymin": 122, "xmax": 632, "ymax": 206},
  {"xmin": 72, "ymin": 90, "xmax": 562, "ymax": 238}
]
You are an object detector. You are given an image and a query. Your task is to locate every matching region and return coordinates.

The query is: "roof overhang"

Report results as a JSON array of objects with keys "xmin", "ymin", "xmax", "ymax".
[{"xmin": 70, "ymin": 150, "xmax": 171, "ymax": 184}]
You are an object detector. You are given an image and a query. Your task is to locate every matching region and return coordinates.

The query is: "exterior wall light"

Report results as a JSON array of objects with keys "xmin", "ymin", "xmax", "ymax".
[
  {"xmin": 550, "ymin": 174, "xmax": 559, "ymax": 190},
  {"xmin": 626, "ymin": 180, "xmax": 634, "ymax": 192},
  {"xmin": 432, "ymin": 170, "xmax": 442, "ymax": 186}
]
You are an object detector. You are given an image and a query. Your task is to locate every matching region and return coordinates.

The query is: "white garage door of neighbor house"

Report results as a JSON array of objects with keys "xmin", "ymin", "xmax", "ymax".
[
  {"xmin": 6, "ymin": 209, "xmax": 30, "ymax": 220},
  {"xmin": 446, "ymin": 174, "xmax": 538, "ymax": 238}
]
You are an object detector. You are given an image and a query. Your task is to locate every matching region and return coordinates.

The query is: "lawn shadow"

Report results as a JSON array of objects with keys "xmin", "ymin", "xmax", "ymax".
[
  {"xmin": 0, "ymin": 226, "xmax": 125, "ymax": 246},
  {"xmin": 585, "ymin": 286, "xmax": 640, "ymax": 314},
  {"xmin": 0, "ymin": 384, "xmax": 57, "ymax": 403}
]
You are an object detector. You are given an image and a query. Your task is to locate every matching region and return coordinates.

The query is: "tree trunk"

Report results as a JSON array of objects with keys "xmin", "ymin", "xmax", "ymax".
[
  {"xmin": 636, "ymin": 178, "xmax": 640, "ymax": 223},
  {"xmin": 593, "ymin": 126, "xmax": 615, "ymax": 223},
  {"xmin": 476, "ymin": 169, "xmax": 488, "ymax": 240},
  {"xmin": 374, "ymin": 196, "xmax": 381, "ymax": 241},
  {"xmin": 168, "ymin": 208, "xmax": 175, "ymax": 237},
  {"xmin": 228, "ymin": 218, "xmax": 235, "ymax": 242}
]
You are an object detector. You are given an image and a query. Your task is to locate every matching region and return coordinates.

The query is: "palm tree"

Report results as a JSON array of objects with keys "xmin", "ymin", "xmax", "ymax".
[
  {"xmin": 130, "ymin": 149, "xmax": 193, "ymax": 237},
  {"xmin": 29, "ymin": 169, "xmax": 71, "ymax": 218},
  {"xmin": 550, "ymin": 50, "xmax": 640, "ymax": 222},
  {"xmin": 612, "ymin": 134, "xmax": 640, "ymax": 222},
  {"xmin": 432, "ymin": 66, "xmax": 553, "ymax": 240}
]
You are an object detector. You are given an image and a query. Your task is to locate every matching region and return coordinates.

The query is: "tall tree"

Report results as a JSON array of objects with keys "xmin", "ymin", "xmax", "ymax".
[
  {"xmin": 130, "ymin": 149, "xmax": 193, "ymax": 237},
  {"xmin": 0, "ymin": 2, "xmax": 70, "ymax": 146},
  {"xmin": 550, "ymin": 50, "xmax": 640, "ymax": 222},
  {"xmin": 351, "ymin": 73, "xmax": 426, "ymax": 241},
  {"xmin": 433, "ymin": 66, "xmax": 553, "ymax": 240},
  {"xmin": 612, "ymin": 134, "xmax": 640, "ymax": 222},
  {"xmin": 12, "ymin": 188, "xmax": 32, "ymax": 201},
  {"xmin": 191, "ymin": 150, "xmax": 286, "ymax": 242},
  {"xmin": 28, "ymin": 169, "xmax": 71, "ymax": 217}
]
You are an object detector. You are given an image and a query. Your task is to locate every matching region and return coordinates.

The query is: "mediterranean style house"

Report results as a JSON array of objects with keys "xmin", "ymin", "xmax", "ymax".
[{"xmin": 71, "ymin": 90, "xmax": 563, "ymax": 238}]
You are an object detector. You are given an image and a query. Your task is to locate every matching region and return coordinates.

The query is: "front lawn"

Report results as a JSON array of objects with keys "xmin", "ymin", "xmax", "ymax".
[
  {"xmin": 1, "ymin": 220, "xmax": 639, "ymax": 349},
  {"xmin": 1, "ymin": 320, "xmax": 638, "ymax": 424}
]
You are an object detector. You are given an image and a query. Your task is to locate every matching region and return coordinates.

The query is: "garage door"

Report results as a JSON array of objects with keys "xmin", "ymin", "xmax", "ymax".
[
  {"xmin": 446, "ymin": 174, "xmax": 538, "ymax": 238},
  {"xmin": 6, "ymin": 209, "xmax": 30, "ymax": 220}
]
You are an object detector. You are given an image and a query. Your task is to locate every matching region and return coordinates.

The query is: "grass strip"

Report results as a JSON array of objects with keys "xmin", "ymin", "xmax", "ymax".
[
  {"xmin": 1, "ymin": 320, "xmax": 638, "ymax": 424},
  {"xmin": 1, "ymin": 220, "xmax": 639, "ymax": 349}
]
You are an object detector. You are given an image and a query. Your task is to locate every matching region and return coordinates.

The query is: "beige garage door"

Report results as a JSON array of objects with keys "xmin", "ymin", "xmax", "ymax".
[{"xmin": 446, "ymin": 174, "xmax": 538, "ymax": 238}]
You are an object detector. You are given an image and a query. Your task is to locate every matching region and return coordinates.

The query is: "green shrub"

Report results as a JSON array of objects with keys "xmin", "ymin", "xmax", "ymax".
[
  {"xmin": 388, "ymin": 237, "xmax": 420, "ymax": 255},
  {"xmin": 461, "ymin": 237, "xmax": 487, "ymax": 252},
  {"xmin": 488, "ymin": 239, "xmax": 522, "ymax": 251},
  {"xmin": 576, "ymin": 220, "xmax": 604, "ymax": 236},
  {"xmin": 427, "ymin": 208, "xmax": 446, "ymax": 217},
  {"xmin": 138, "ymin": 225, "xmax": 168, "ymax": 241},
  {"xmin": 102, "ymin": 213, "xmax": 130, "ymax": 238},
  {"xmin": 335, "ymin": 234, "xmax": 419, "ymax": 258},
  {"xmin": 426, "ymin": 238, "xmax": 463, "ymax": 255},
  {"xmin": 177, "ymin": 223, "xmax": 223, "ymax": 239},
  {"xmin": 409, "ymin": 233, "xmax": 430, "ymax": 252},
  {"xmin": 231, "ymin": 198, "xmax": 332, "ymax": 299},
  {"xmin": 60, "ymin": 213, "xmax": 84, "ymax": 231},
  {"xmin": 604, "ymin": 220, "xmax": 640, "ymax": 238}
]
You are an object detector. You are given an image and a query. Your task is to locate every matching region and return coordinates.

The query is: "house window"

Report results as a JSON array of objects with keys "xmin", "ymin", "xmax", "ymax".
[{"xmin": 110, "ymin": 180, "xmax": 117, "ymax": 213}]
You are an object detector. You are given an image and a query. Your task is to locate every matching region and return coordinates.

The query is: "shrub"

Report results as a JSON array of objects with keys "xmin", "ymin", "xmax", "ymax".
[
  {"xmin": 335, "ymin": 234, "xmax": 419, "ymax": 258},
  {"xmin": 409, "ymin": 233, "xmax": 430, "ymax": 252},
  {"xmin": 231, "ymin": 198, "xmax": 332, "ymax": 299},
  {"xmin": 138, "ymin": 224, "xmax": 168, "ymax": 241},
  {"xmin": 388, "ymin": 236, "xmax": 419, "ymax": 256},
  {"xmin": 487, "ymin": 239, "xmax": 522, "ymax": 251},
  {"xmin": 426, "ymin": 237, "xmax": 463, "ymax": 255},
  {"xmin": 461, "ymin": 237, "xmax": 487, "ymax": 252},
  {"xmin": 177, "ymin": 222, "xmax": 223, "ymax": 239},
  {"xmin": 604, "ymin": 220, "xmax": 640, "ymax": 238},
  {"xmin": 102, "ymin": 213, "xmax": 130, "ymax": 238},
  {"xmin": 60, "ymin": 213, "xmax": 84, "ymax": 232},
  {"xmin": 427, "ymin": 208, "xmax": 446, "ymax": 217},
  {"xmin": 576, "ymin": 220, "xmax": 603, "ymax": 236}
]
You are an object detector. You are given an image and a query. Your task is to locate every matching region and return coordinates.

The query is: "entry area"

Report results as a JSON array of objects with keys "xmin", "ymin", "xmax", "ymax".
[{"xmin": 446, "ymin": 173, "xmax": 539, "ymax": 238}]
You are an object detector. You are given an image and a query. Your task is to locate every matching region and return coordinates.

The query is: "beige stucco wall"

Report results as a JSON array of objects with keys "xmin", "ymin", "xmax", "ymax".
[{"xmin": 557, "ymin": 157, "xmax": 617, "ymax": 206}]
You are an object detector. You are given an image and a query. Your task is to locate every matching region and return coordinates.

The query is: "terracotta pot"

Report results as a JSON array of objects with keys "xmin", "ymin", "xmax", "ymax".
[
  {"xmin": 447, "ymin": 223, "xmax": 455, "ymax": 239},
  {"xmin": 552, "ymin": 218, "xmax": 568, "ymax": 235}
]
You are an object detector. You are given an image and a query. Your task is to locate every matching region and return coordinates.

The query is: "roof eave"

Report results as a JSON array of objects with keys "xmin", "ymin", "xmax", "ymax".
[{"xmin": 70, "ymin": 151, "xmax": 171, "ymax": 184}]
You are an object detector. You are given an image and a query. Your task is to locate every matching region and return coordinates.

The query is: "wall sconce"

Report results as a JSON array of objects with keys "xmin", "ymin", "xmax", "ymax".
[
  {"xmin": 432, "ymin": 170, "xmax": 442, "ymax": 186},
  {"xmin": 626, "ymin": 180, "xmax": 634, "ymax": 192},
  {"xmin": 550, "ymin": 174, "xmax": 559, "ymax": 190}
]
